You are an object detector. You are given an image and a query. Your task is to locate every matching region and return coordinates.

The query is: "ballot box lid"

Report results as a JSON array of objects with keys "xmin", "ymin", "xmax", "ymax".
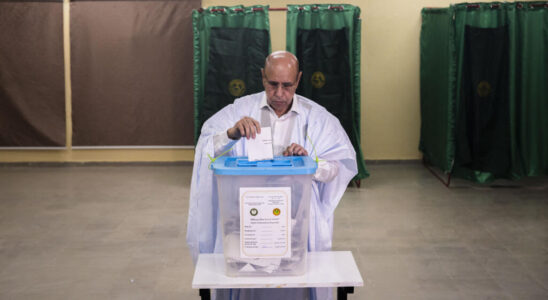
[{"xmin": 212, "ymin": 156, "xmax": 317, "ymax": 176}]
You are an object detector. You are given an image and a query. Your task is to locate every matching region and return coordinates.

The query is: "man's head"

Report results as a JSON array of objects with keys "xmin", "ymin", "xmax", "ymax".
[{"xmin": 261, "ymin": 51, "xmax": 302, "ymax": 117}]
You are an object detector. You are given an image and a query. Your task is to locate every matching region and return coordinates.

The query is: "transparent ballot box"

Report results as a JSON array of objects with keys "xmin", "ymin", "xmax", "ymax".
[{"xmin": 211, "ymin": 156, "xmax": 317, "ymax": 276}]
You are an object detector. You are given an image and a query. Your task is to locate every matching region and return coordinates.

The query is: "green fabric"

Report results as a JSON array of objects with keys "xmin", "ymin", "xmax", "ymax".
[
  {"xmin": 419, "ymin": 8, "xmax": 454, "ymax": 172},
  {"xmin": 456, "ymin": 25, "xmax": 511, "ymax": 176},
  {"xmin": 202, "ymin": 27, "xmax": 269, "ymax": 130},
  {"xmin": 510, "ymin": 3, "xmax": 548, "ymax": 177},
  {"xmin": 193, "ymin": 5, "xmax": 270, "ymax": 143},
  {"xmin": 295, "ymin": 28, "xmax": 351, "ymax": 143},
  {"xmin": 286, "ymin": 4, "xmax": 369, "ymax": 180},
  {"xmin": 421, "ymin": 2, "xmax": 548, "ymax": 183},
  {"xmin": 451, "ymin": 3, "xmax": 510, "ymax": 182}
]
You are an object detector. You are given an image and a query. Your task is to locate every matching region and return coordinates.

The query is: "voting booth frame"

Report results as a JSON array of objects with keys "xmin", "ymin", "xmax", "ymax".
[
  {"xmin": 192, "ymin": 5, "xmax": 369, "ymax": 183},
  {"xmin": 420, "ymin": 2, "xmax": 548, "ymax": 185}
]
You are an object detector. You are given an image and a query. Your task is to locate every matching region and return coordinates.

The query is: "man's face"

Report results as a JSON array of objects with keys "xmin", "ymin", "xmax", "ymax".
[{"xmin": 262, "ymin": 63, "xmax": 301, "ymax": 117}]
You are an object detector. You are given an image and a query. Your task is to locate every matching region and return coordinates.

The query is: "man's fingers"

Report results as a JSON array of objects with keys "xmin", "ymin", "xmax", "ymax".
[
  {"xmin": 247, "ymin": 119, "xmax": 257, "ymax": 139},
  {"xmin": 245, "ymin": 119, "xmax": 256, "ymax": 139},
  {"xmin": 248, "ymin": 118, "xmax": 260, "ymax": 139},
  {"xmin": 286, "ymin": 145, "xmax": 295, "ymax": 156},
  {"xmin": 230, "ymin": 117, "xmax": 261, "ymax": 140},
  {"xmin": 230, "ymin": 117, "xmax": 262, "ymax": 140},
  {"xmin": 237, "ymin": 123, "xmax": 246, "ymax": 139},
  {"xmin": 290, "ymin": 145, "xmax": 296, "ymax": 155},
  {"xmin": 238, "ymin": 117, "xmax": 259, "ymax": 139},
  {"xmin": 252, "ymin": 119, "xmax": 261, "ymax": 135},
  {"xmin": 245, "ymin": 122, "xmax": 251, "ymax": 139},
  {"xmin": 286, "ymin": 143, "xmax": 308, "ymax": 156},
  {"xmin": 227, "ymin": 127, "xmax": 235, "ymax": 140},
  {"xmin": 290, "ymin": 143, "xmax": 299, "ymax": 154},
  {"xmin": 239, "ymin": 119, "xmax": 249, "ymax": 139}
]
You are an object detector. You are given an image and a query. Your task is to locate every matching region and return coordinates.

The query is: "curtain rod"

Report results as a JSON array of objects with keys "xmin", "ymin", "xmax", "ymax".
[
  {"xmin": 466, "ymin": 3, "xmax": 548, "ymax": 9},
  {"xmin": 198, "ymin": 6, "xmax": 346, "ymax": 13}
]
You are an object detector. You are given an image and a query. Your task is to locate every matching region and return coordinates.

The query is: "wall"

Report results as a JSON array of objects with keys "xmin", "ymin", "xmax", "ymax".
[
  {"xmin": 1, "ymin": 0, "xmax": 194, "ymax": 163},
  {"xmin": 202, "ymin": 0, "xmax": 532, "ymax": 160},
  {"xmin": 203, "ymin": 0, "xmax": 451, "ymax": 160},
  {"xmin": 2, "ymin": 0, "xmax": 526, "ymax": 162}
]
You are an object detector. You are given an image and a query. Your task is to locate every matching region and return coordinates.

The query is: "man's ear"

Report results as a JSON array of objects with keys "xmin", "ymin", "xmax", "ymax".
[
  {"xmin": 296, "ymin": 71, "xmax": 303, "ymax": 85},
  {"xmin": 260, "ymin": 68, "xmax": 265, "ymax": 80}
]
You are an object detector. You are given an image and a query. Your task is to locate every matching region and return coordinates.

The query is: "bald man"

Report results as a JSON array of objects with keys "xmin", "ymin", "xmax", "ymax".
[
  {"xmin": 187, "ymin": 51, "xmax": 357, "ymax": 300},
  {"xmin": 227, "ymin": 51, "xmax": 307, "ymax": 156}
]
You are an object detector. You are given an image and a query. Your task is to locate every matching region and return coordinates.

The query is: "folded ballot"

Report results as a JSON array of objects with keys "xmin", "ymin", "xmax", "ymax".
[{"xmin": 247, "ymin": 126, "xmax": 273, "ymax": 161}]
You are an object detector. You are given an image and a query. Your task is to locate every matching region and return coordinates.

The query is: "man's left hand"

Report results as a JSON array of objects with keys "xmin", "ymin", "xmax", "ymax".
[{"xmin": 283, "ymin": 143, "xmax": 308, "ymax": 156}]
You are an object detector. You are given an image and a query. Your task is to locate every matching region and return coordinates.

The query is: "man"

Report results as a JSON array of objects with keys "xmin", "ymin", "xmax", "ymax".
[{"xmin": 187, "ymin": 51, "xmax": 357, "ymax": 300}]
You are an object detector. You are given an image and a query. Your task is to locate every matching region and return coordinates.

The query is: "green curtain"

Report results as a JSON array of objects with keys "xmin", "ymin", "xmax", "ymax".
[
  {"xmin": 419, "ymin": 8, "xmax": 454, "ymax": 172},
  {"xmin": 420, "ymin": 2, "xmax": 548, "ymax": 183},
  {"xmin": 456, "ymin": 24, "xmax": 512, "ymax": 178},
  {"xmin": 511, "ymin": 3, "xmax": 548, "ymax": 177},
  {"xmin": 286, "ymin": 4, "xmax": 369, "ymax": 180},
  {"xmin": 193, "ymin": 5, "xmax": 270, "ymax": 142}
]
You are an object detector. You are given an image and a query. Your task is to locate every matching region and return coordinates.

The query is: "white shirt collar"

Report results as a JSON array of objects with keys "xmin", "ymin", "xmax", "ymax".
[{"xmin": 260, "ymin": 94, "xmax": 300, "ymax": 116}]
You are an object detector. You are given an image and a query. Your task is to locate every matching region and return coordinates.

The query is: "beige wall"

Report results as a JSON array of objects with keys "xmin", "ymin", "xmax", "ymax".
[
  {"xmin": 2, "ymin": 0, "xmax": 521, "ymax": 162},
  {"xmin": 206, "ymin": 0, "xmax": 524, "ymax": 160}
]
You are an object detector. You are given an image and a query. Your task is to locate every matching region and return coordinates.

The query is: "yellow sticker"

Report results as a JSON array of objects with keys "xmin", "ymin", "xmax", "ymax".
[
  {"xmin": 477, "ymin": 80, "xmax": 491, "ymax": 98},
  {"xmin": 273, "ymin": 208, "xmax": 281, "ymax": 216},
  {"xmin": 229, "ymin": 79, "xmax": 246, "ymax": 97},
  {"xmin": 311, "ymin": 71, "xmax": 326, "ymax": 89}
]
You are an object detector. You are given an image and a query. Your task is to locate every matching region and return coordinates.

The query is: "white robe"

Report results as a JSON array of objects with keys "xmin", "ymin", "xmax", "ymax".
[{"xmin": 186, "ymin": 92, "xmax": 358, "ymax": 300}]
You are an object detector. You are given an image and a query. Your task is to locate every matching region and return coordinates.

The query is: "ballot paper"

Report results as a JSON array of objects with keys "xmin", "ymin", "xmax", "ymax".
[
  {"xmin": 247, "ymin": 127, "xmax": 273, "ymax": 162},
  {"xmin": 224, "ymin": 234, "xmax": 282, "ymax": 274},
  {"xmin": 240, "ymin": 187, "xmax": 291, "ymax": 259}
]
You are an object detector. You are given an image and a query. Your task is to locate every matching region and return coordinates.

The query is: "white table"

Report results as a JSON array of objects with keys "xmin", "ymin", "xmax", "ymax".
[{"xmin": 192, "ymin": 251, "xmax": 364, "ymax": 300}]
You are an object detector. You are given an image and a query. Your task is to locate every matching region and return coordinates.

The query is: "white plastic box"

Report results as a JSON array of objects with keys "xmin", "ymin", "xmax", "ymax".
[{"xmin": 212, "ymin": 156, "xmax": 317, "ymax": 276}]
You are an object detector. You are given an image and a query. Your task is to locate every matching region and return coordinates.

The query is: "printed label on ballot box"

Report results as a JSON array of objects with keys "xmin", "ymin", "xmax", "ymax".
[{"xmin": 239, "ymin": 187, "xmax": 291, "ymax": 258}]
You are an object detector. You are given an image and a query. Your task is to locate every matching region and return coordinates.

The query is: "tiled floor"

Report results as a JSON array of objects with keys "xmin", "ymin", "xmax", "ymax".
[{"xmin": 0, "ymin": 163, "xmax": 546, "ymax": 299}]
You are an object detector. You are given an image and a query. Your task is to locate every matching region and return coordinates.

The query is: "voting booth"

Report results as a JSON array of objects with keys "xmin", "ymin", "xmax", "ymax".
[{"xmin": 212, "ymin": 156, "xmax": 317, "ymax": 277}]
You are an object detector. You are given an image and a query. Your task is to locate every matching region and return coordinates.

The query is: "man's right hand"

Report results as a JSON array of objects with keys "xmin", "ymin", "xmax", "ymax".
[{"xmin": 227, "ymin": 117, "xmax": 261, "ymax": 140}]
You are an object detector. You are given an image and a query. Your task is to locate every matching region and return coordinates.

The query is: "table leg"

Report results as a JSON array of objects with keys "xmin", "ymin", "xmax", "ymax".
[
  {"xmin": 337, "ymin": 286, "xmax": 354, "ymax": 300},
  {"xmin": 199, "ymin": 289, "xmax": 210, "ymax": 300}
]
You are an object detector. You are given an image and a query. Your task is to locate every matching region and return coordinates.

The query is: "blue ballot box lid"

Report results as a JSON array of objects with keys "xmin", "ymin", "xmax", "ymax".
[{"xmin": 211, "ymin": 156, "xmax": 317, "ymax": 176}]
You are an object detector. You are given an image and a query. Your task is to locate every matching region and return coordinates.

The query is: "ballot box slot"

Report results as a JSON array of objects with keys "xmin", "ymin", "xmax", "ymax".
[{"xmin": 236, "ymin": 158, "xmax": 293, "ymax": 167}]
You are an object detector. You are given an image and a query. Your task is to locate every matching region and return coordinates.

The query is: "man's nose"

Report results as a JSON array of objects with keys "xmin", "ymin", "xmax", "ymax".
[{"xmin": 274, "ymin": 85, "xmax": 284, "ymax": 97}]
